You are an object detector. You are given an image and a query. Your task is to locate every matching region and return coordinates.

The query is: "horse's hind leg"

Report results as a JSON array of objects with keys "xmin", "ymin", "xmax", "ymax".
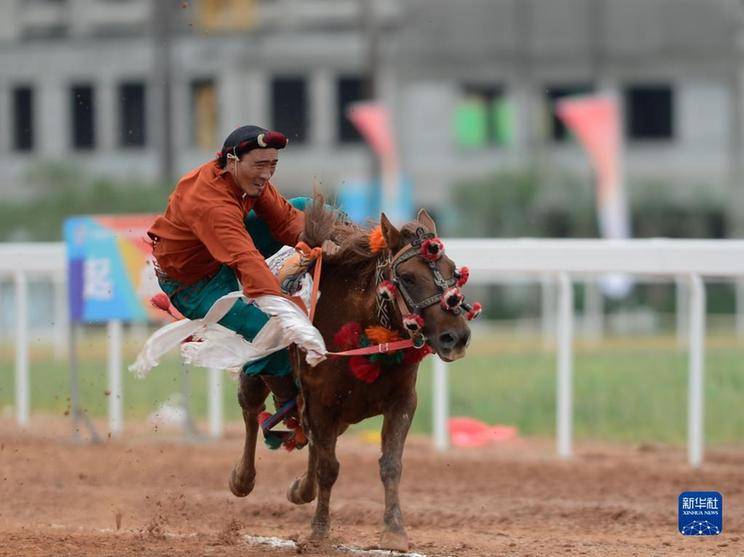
[
  {"xmin": 229, "ymin": 373, "xmax": 269, "ymax": 497},
  {"xmin": 287, "ymin": 419, "xmax": 349, "ymax": 504},
  {"xmin": 307, "ymin": 416, "xmax": 339, "ymax": 543},
  {"xmin": 378, "ymin": 393, "xmax": 416, "ymax": 552},
  {"xmin": 287, "ymin": 441, "xmax": 317, "ymax": 504}
]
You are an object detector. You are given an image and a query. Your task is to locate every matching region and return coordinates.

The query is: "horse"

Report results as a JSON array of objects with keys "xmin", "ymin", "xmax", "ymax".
[{"xmin": 228, "ymin": 198, "xmax": 474, "ymax": 552}]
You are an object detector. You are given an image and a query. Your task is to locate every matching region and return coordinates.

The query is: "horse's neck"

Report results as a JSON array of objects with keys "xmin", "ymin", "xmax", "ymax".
[{"xmin": 318, "ymin": 262, "xmax": 378, "ymax": 327}]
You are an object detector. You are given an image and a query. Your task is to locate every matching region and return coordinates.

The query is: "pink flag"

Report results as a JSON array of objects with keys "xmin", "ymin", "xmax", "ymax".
[
  {"xmin": 346, "ymin": 101, "xmax": 402, "ymax": 218},
  {"xmin": 555, "ymin": 94, "xmax": 630, "ymax": 241},
  {"xmin": 556, "ymin": 94, "xmax": 632, "ymax": 296},
  {"xmin": 346, "ymin": 102, "xmax": 396, "ymax": 163}
]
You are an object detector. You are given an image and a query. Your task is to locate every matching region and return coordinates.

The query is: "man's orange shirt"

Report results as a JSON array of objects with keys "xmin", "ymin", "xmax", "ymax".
[{"xmin": 148, "ymin": 160, "xmax": 305, "ymax": 302}]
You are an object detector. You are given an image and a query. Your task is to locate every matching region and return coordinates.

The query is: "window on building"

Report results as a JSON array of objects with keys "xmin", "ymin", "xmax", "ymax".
[
  {"xmin": 271, "ymin": 76, "xmax": 307, "ymax": 144},
  {"xmin": 454, "ymin": 84, "xmax": 512, "ymax": 148},
  {"xmin": 197, "ymin": 0, "xmax": 257, "ymax": 31},
  {"xmin": 625, "ymin": 85, "xmax": 674, "ymax": 140},
  {"xmin": 337, "ymin": 76, "xmax": 367, "ymax": 144},
  {"xmin": 12, "ymin": 86, "xmax": 34, "ymax": 152},
  {"xmin": 21, "ymin": 24, "xmax": 69, "ymax": 39},
  {"xmin": 191, "ymin": 79, "xmax": 218, "ymax": 150},
  {"xmin": 119, "ymin": 82, "xmax": 146, "ymax": 147},
  {"xmin": 545, "ymin": 84, "xmax": 594, "ymax": 141},
  {"xmin": 71, "ymin": 84, "xmax": 96, "ymax": 150}
]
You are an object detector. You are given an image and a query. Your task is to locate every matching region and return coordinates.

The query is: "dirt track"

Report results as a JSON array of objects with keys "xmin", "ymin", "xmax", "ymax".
[{"xmin": 1, "ymin": 416, "xmax": 743, "ymax": 556}]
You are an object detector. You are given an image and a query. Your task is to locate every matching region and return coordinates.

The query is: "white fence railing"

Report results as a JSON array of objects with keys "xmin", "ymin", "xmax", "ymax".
[
  {"xmin": 0, "ymin": 243, "xmax": 66, "ymax": 427},
  {"xmin": 5, "ymin": 239, "xmax": 744, "ymax": 468}
]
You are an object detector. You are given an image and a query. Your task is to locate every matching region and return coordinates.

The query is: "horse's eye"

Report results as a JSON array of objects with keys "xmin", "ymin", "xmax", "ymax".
[{"xmin": 400, "ymin": 274, "xmax": 416, "ymax": 285}]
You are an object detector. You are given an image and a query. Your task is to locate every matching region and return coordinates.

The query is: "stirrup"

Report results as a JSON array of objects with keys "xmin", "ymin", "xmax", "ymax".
[{"xmin": 258, "ymin": 400, "xmax": 307, "ymax": 452}]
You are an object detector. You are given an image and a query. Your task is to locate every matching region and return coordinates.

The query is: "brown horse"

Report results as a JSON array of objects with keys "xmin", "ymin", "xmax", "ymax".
[{"xmin": 228, "ymin": 199, "xmax": 473, "ymax": 552}]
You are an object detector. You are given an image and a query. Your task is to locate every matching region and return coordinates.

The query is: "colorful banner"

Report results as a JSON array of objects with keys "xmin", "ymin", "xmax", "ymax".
[
  {"xmin": 555, "ymin": 94, "xmax": 632, "ymax": 297},
  {"xmin": 346, "ymin": 102, "xmax": 398, "ymax": 167},
  {"xmin": 64, "ymin": 215, "xmax": 160, "ymax": 323},
  {"xmin": 555, "ymin": 94, "xmax": 630, "ymax": 241}
]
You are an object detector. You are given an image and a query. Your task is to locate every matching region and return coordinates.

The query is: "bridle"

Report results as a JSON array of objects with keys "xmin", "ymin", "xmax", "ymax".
[
  {"xmin": 294, "ymin": 229, "xmax": 481, "ymax": 359},
  {"xmin": 374, "ymin": 227, "xmax": 480, "ymax": 347}
]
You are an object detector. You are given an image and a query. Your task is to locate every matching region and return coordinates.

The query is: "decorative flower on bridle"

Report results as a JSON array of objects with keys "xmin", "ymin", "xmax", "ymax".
[
  {"xmin": 402, "ymin": 314, "xmax": 425, "ymax": 334},
  {"xmin": 465, "ymin": 302, "xmax": 482, "ymax": 321},
  {"xmin": 441, "ymin": 287, "xmax": 464, "ymax": 312},
  {"xmin": 454, "ymin": 266, "xmax": 470, "ymax": 287},
  {"xmin": 420, "ymin": 237, "xmax": 444, "ymax": 261},
  {"xmin": 376, "ymin": 280, "xmax": 397, "ymax": 302}
]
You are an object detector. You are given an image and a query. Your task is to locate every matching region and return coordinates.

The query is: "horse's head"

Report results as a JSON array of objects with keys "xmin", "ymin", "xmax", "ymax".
[{"xmin": 379, "ymin": 209, "xmax": 476, "ymax": 362}]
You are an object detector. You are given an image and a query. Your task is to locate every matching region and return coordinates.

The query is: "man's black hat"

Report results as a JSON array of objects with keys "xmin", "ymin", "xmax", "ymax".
[{"xmin": 219, "ymin": 125, "xmax": 288, "ymax": 160}]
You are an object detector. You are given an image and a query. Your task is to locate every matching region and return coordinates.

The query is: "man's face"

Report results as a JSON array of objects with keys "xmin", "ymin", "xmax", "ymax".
[{"xmin": 230, "ymin": 148, "xmax": 279, "ymax": 197}]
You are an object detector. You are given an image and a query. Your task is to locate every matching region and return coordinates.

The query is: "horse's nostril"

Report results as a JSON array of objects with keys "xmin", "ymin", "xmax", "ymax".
[
  {"xmin": 438, "ymin": 331, "xmax": 458, "ymax": 349},
  {"xmin": 460, "ymin": 328, "xmax": 471, "ymax": 348}
]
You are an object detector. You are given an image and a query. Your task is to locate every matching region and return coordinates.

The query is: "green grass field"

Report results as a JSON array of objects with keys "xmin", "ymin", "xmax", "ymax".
[{"xmin": 2, "ymin": 328, "xmax": 744, "ymax": 445}]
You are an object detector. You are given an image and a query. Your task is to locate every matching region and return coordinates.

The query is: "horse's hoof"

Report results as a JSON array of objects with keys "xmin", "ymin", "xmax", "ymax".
[
  {"xmin": 287, "ymin": 476, "xmax": 316, "ymax": 505},
  {"xmin": 296, "ymin": 532, "xmax": 331, "ymax": 553},
  {"xmin": 379, "ymin": 529, "xmax": 409, "ymax": 552},
  {"xmin": 228, "ymin": 466, "xmax": 255, "ymax": 497}
]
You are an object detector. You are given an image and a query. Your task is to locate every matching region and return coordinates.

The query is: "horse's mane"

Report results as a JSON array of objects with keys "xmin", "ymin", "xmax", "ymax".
[{"xmin": 303, "ymin": 194, "xmax": 380, "ymax": 285}]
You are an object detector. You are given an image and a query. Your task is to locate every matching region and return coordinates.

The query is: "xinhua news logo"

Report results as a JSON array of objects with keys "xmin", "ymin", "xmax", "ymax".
[{"xmin": 678, "ymin": 491, "xmax": 722, "ymax": 536}]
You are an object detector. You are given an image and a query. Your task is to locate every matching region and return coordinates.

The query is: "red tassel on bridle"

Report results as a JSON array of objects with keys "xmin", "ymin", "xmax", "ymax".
[
  {"xmin": 377, "ymin": 280, "xmax": 397, "ymax": 302},
  {"xmin": 465, "ymin": 302, "xmax": 482, "ymax": 321},
  {"xmin": 455, "ymin": 266, "xmax": 470, "ymax": 287},
  {"xmin": 441, "ymin": 287, "xmax": 464, "ymax": 312},
  {"xmin": 402, "ymin": 314, "xmax": 425, "ymax": 334},
  {"xmin": 420, "ymin": 238, "xmax": 444, "ymax": 261}
]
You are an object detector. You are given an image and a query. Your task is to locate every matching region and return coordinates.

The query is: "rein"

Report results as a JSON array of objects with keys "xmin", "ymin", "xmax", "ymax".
[{"xmin": 326, "ymin": 338, "xmax": 415, "ymax": 357}]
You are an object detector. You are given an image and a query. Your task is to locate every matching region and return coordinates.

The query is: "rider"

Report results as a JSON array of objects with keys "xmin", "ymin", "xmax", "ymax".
[{"xmin": 148, "ymin": 124, "xmax": 328, "ymax": 413}]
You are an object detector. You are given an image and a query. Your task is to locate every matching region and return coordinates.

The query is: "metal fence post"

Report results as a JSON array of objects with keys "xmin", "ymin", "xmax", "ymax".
[
  {"xmin": 208, "ymin": 367, "xmax": 223, "ymax": 439},
  {"xmin": 688, "ymin": 274, "xmax": 705, "ymax": 468},
  {"xmin": 433, "ymin": 357, "xmax": 449, "ymax": 451},
  {"xmin": 557, "ymin": 272, "xmax": 574, "ymax": 458},
  {"xmin": 14, "ymin": 271, "xmax": 29, "ymax": 427},
  {"xmin": 107, "ymin": 320, "xmax": 124, "ymax": 435}
]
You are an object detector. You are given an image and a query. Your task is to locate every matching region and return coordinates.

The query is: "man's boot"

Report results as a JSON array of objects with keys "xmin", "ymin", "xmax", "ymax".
[
  {"xmin": 259, "ymin": 375, "xmax": 306, "ymax": 450},
  {"xmin": 261, "ymin": 375, "xmax": 299, "ymax": 419}
]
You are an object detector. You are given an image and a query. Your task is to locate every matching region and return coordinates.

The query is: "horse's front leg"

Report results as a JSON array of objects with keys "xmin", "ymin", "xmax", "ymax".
[
  {"xmin": 229, "ymin": 374, "xmax": 269, "ymax": 497},
  {"xmin": 378, "ymin": 392, "xmax": 416, "ymax": 552}
]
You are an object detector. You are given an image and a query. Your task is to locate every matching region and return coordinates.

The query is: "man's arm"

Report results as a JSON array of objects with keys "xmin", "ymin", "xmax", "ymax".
[
  {"xmin": 191, "ymin": 204, "xmax": 306, "ymax": 312},
  {"xmin": 191, "ymin": 203, "xmax": 325, "ymax": 364}
]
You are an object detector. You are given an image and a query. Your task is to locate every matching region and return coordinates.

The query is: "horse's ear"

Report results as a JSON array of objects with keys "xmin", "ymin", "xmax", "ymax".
[
  {"xmin": 416, "ymin": 209, "xmax": 438, "ymax": 235},
  {"xmin": 380, "ymin": 213, "xmax": 402, "ymax": 250}
]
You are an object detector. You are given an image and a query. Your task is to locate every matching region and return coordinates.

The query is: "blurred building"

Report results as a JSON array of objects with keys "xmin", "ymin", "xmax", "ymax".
[{"xmin": 0, "ymin": 0, "xmax": 739, "ymax": 210}]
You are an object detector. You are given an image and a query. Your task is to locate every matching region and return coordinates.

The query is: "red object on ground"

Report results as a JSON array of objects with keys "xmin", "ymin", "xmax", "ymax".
[{"xmin": 448, "ymin": 417, "xmax": 518, "ymax": 448}]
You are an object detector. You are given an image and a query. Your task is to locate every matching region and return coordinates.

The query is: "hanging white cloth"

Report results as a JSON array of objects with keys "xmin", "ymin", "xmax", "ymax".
[{"xmin": 129, "ymin": 247, "xmax": 326, "ymax": 378}]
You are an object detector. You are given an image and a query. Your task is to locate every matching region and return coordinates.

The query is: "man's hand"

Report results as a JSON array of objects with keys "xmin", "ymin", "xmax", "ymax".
[
  {"xmin": 305, "ymin": 349, "xmax": 327, "ymax": 367},
  {"xmin": 321, "ymin": 239, "xmax": 341, "ymax": 257}
]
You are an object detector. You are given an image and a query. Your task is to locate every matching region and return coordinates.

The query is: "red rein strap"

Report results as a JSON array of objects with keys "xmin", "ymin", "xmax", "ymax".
[
  {"xmin": 294, "ymin": 241, "xmax": 414, "ymax": 357},
  {"xmin": 294, "ymin": 242, "xmax": 323, "ymax": 322},
  {"xmin": 326, "ymin": 338, "xmax": 415, "ymax": 358}
]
